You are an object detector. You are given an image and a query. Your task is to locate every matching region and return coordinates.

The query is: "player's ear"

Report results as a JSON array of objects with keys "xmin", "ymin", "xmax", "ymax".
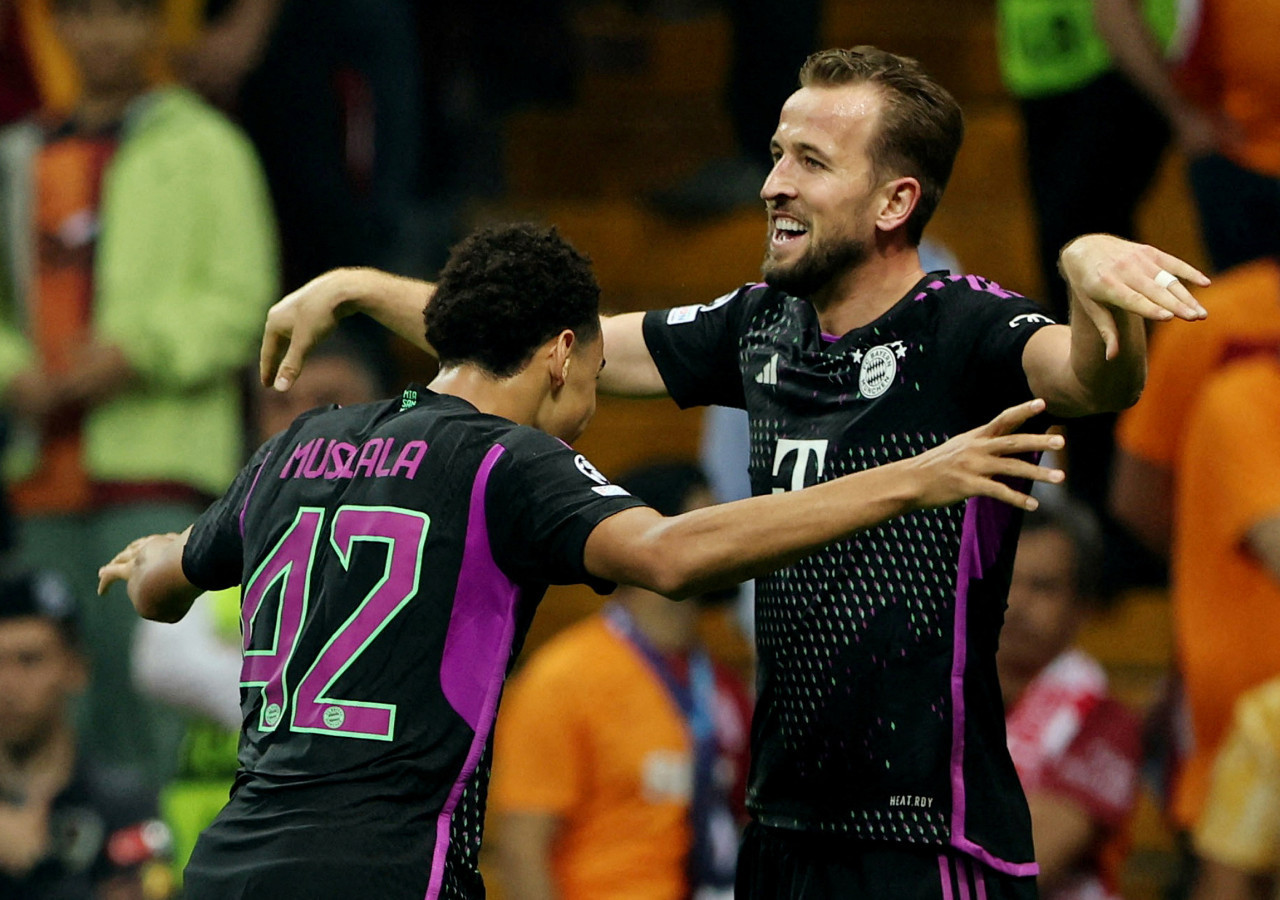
[
  {"xmin": 876, "ymin": 176, "xmax": 921, "ymax": 234},
  {"xmin": 547, "ymin": 329, "xmax": 576, "ymax": 388}
]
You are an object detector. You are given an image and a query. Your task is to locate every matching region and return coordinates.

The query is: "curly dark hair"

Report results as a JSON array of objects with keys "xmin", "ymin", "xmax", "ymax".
[{"xmin": 425, "ymin": 224, "xmax": 601, "ymax": 378}]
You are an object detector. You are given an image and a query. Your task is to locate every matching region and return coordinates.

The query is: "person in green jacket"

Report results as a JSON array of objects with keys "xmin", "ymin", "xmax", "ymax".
[{"xmin": 0, "ymin": 0, "xmax": 278, "ymax": 786}]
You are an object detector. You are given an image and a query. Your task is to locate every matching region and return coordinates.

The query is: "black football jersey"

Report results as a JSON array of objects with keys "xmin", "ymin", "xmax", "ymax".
[
  {"xmin": 181, "ymin": 387, "xmax": 645, "ymax": 898},
  {"xmin": 643, "ymin": 274, "xmax": 1057, "ymax": 873}
]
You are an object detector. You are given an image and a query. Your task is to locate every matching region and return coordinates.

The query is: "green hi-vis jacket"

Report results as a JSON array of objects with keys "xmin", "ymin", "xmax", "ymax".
[{"xmin": 997, "ymin": 0, "xmax": 1180, "ymax": 98}]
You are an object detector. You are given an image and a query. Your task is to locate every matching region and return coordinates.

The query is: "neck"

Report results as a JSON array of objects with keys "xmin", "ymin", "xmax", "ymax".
[
  {"xmin": 0, "ymin": 724, "xmax": 76, "ymax": 800},
  {"xmin": 809, "ymin": 242, "xmax": 925, "ymax": 336},
  {"xmin": 428, "ymin": 365, "xmax": 539, "ymax": 426},
  {"xmin": 618, "ymin": 590, "xmax": 698, "ymax": 654},
  {"xmin": 74, "ymin": 85, "xmax": 143, "ymax": 132}
]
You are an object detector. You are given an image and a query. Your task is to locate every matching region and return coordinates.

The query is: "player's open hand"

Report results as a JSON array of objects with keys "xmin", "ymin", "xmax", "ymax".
[
  {"xmin": 260, "ymin": 269, "xmax": 355, "ymax": 392},
  {"xmin": 910, "ymin": 399, "xmax": 1065, "ymax": 512},
  {"xmin": 1058, "ymin": 234, "xmax": 1210, "ymax": 359},
  {"xmin": 97, "ymin": 533, "xmax": 182, "ymax": 598}
]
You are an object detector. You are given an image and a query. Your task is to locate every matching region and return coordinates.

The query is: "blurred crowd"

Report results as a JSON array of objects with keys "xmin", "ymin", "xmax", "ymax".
[{"xmin": 0, "ymin": 0, "xmax": 1278, "ymax": 897}]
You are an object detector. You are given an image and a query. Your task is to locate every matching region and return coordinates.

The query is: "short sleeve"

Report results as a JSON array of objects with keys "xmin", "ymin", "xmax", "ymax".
[
  {"xmin": 937, "ymin": 277, "xmax": 1057, "ymax": 419},
  {"xmin": 182, "ymin": 435, "xmax": 282, "ymax": 591},
  {"xmin": 642, "ymin": 286, "xmax": 755, "ymax": 410},
  {"xmin": 485, "ymin": 430, "xmax": 648, "ymax": 593},
  {"xmin": 490, "ymin": 655, "xmax": 587, "ymax": 815},
  {"xmin": 1037, "ymin": 698, "xmax": 1143, "ymax": 829}
]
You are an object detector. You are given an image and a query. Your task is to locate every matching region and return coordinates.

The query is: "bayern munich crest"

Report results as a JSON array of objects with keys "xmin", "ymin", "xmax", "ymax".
[{"xmin": 858, "ymin": 344, "xmax": 899, "ymax": 398}]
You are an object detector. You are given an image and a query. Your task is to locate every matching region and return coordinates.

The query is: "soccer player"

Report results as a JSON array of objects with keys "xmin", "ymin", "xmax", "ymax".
[
  {"xmin": 102, "ymin": 223, "xmax": 1065, "ymax": 900},
  {"xmin": 262, "ymin": 51, "xmax": 1208, "ymax": 900}
]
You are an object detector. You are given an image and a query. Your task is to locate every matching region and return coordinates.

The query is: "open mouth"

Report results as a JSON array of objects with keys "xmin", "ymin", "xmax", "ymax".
[{"xmin": 772, "ymin": 217, "xmax": 808, "ymax": 244}]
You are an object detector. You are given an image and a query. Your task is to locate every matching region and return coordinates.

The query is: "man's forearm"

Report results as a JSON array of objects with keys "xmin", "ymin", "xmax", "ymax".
[
  {"xmin": 1067, "ymin": 288, "xmax": 1147, "ymax": 413},
  {"xmin": 332, "ymin": 268, "xmax": 437, "ymax": 354}
]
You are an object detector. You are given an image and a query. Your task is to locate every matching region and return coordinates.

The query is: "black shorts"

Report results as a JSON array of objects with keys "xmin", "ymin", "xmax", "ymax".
[{"xmin": 735, "ymin": 823, "xmax": 1039, "ymax": 900}]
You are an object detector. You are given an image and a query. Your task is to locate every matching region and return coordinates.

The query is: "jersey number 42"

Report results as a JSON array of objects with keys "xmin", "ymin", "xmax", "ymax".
[{"xmin": 239, "ymin": 505, "xmax": 430, "ymax": 741}]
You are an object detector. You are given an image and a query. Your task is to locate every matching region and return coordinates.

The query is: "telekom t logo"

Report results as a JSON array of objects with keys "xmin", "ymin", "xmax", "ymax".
[{"xmin": 771, "ymin": 439, "xmax": 829, "ymax": 493}]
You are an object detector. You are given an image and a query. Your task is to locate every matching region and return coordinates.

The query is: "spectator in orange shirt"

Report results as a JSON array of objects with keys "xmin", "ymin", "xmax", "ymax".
[
  {"xmin": 1111, "ymin": 257, "xmax": 1280, "ymax": 559},
  {"xmin": 490, "ymin": 461, "xmax": 751, "ymax": 900},
  {"xmin": 1165, "ymin": 354, "xmax": 1280, "ymax": 831},
  {"xmin": 998, "ymin": 495, "xmax": 1143, "ymax": 900}
]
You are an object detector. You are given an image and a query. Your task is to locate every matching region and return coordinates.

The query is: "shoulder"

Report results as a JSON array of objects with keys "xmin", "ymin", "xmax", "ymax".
[
  {"xmin": 929, "ymin": 272, "xmax": 1049, "ymax": 313},
  {"xmin": 656, "ymin": 282, "xmax": 774, "ymax": 327}
]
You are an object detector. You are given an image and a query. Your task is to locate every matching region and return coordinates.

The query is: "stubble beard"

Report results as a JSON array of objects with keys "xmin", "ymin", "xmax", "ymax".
[{"xmin": 762, "ymin": 231, "xmax": 870, "ymax": 299}]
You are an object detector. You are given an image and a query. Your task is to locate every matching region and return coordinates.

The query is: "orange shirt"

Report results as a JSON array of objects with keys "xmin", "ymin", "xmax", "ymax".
[
  {"xmin": 1172, "ymin": 357, "xmax": 1280, "ymax": 827},
  {"xmin": 1116, "ymin": 257, "xmax": 1280, "ymax": 468},
  {"xmin": 490, "ymin": 616, "xmax": 749, "ymax": 900}
]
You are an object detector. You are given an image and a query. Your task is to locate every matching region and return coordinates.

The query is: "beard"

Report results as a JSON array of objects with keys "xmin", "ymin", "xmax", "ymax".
[{"xmin": 761, "ymin": 230, "xmax": 870, "ymax": 298}]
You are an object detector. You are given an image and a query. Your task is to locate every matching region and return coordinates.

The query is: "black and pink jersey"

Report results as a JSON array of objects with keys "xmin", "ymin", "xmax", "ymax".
[
  {"xmin": 180, "ymin": 387, "xmax": 644, "ymax": 899},
  {"xmin": 643, "ymin": 274, "xmax": 1057, "ymax": 873}
]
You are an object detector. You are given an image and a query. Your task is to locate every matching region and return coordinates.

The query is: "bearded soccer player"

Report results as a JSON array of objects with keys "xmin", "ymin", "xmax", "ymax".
[{"xmin": 100, "ymin": 223, "xmax": 1064, "ymax": 899}]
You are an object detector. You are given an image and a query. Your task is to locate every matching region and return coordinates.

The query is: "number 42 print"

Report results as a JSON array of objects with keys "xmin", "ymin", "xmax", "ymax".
[{"xmin": 240, "ymin": 505, "xmax": 429, "ymax": 741}]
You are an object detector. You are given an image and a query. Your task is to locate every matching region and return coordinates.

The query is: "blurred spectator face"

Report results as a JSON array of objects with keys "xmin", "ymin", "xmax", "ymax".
[
  {"xmin": 0, "ymin": 617, "xmax": 84, "ymax": 755},
  {"xmin": 53, "ymin": 0, "xmax": 159, "ymax": 96},
  {"xmin": 999, "ymin": 526, "xmax": 1083, "ymax": 679},
  {"xmin": 256, "ymin": 354, "xmax": 380, "ymax": 443}
]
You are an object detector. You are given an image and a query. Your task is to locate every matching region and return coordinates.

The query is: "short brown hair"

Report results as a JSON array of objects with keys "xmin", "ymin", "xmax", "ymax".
[{"xmin": 799, "ymin": 46, "xmax": 963, "ymax": 244}]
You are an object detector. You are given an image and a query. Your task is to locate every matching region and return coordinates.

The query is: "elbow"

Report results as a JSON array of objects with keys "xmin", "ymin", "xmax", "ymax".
[{"xmin": 626, "ymin": 532, "xmax": 703, "ymax": 601}]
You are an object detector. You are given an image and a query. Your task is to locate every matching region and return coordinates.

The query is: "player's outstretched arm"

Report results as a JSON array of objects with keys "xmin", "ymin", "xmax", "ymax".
[
  {"xmin": 259, "ymin": 267, "xmax": 670, "ymax": 399},
  {"xmin": 585, "ymin": 398, "xmax": 1064, "ymax": 599},
  {"xmin": 1024, "ymin": 234, "xmax": 1210, "ymax": 417},
  {"xmin": 260, "ymin": 267, "xmax": 438, "ymax": 391},
  {"xmin": 97, "ymin": 528, "xmax": 202, "ymax": 624}
]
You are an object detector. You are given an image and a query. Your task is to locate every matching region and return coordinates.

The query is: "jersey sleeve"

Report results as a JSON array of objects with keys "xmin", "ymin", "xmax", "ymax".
[
  {"xmin": 486, "ymin": 430, "xmax": 649, "ymax": 593},
  {"xmin": 641, "ymin": 286, "xmax": 755, "ymax": 409},
  {"xmin": 1036, "ymin": 697, "xmax": 1143, "ymax": 830},
  {"xmin": 938, "ymin": 277, "xmax": 1057, "ymax": 419},
  {"xmin": 182, "ymin": 435, "xmax": 282, "ymax": 591}
]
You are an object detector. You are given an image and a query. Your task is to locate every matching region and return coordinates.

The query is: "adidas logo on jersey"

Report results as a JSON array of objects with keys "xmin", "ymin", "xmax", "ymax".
[{"xmin": 755, "ymin": 354, "xmax": 780, "ymax": 386}]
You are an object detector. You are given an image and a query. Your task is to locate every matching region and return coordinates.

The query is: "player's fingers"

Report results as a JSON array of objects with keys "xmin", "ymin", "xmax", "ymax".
[
  {"xmin": 1148, "ymin": 246, "xmax": 1211, "ymax": 287},
  {"xmin": 973, "ymin": 478, "xmax": 1041, "ymax": 512},
  {"xmin": 1127, "ymin": 266, "xmax": 1201, "ymax": 321},
  {"xmin": 1079, "ymin": 298, "xmax": 1122, "ymax": 360},
  {"xmin": 259, "ymin": 324, "xmax": 288, "ymax": 388},
  {"xmin": 982, "ymin": 456, "xmax": 1066, "ymax": 484},
  {"xmin": 1163, "ymin": 278, "xmax": 1207, "ymax": 319},
  {"xmin": 986, "ymin": 432, "xmax": 1065, "ymax": 457},
  {"xmin": 96, "ymin": 563, "xmax": 127, "ymax": 596},
  {"xmin": 979, "ymin": 398, "xmax": 1047, "ymax": 437},
  {"xmin": 273, "ymin": 335, "xmax": 312, "ymax": 393}
]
